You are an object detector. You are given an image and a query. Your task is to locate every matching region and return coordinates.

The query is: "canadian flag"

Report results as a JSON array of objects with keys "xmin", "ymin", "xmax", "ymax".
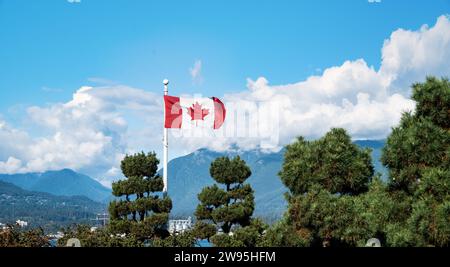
[{"xmin": 164, "ymin": 95, "xmax": 226, "ymax": 129}]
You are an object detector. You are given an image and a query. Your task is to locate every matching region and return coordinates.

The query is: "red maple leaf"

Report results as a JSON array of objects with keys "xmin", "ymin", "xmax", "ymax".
[{"xmin": 188, "ymin": 102, "xmax": 209, "ymax": 121}]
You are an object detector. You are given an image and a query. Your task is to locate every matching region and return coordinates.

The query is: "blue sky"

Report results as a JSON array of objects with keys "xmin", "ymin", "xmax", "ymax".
[
  {"xmin": 1, "ymin": 0, "xmax": 448, "ymax": 112},
  {"xmin": 0, "ymin": 0, "xmax": 449, "ymax": 184}
]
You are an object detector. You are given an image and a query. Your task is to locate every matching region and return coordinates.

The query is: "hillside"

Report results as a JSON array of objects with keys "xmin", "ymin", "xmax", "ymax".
[
  {"xmin": 0, "ymin": 169, "xmax": 111, "ymax": 203},
  {"xmin": 164, "ymin": 140, "xmax": 386, "ymax": 219},
  {"xmin": 0, "ymin": 181, "xmax": 106, "ymax": 232}
]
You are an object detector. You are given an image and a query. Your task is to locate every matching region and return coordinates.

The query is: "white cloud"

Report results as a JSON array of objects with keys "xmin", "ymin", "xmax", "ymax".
[
  {"xmin": 0, "ymin": 157, "xmax": 23, "ymax": 174},
  {"xmin": 380, "ymin": 15, "xmax": 450, "ymax": 95},
  {"xmin": 170, "ymin": 15, "xmax": 450, "ymax": 152},
  {"xmin": 368, "ymin": 0, "xmax": 381, "ymax": 3},
  {"xmin": 1, "ymin": 15, "xmax": 450, "ymax": 185},
  {"xmin": 0, "ymin": 85, "xmax": 162, "ymax": 186},
  {"xmin": 189, "ymin": 60, "xmax": 203, "ymax": 84},
  {"xmin": 67, "ymin": 0, "xmax": 81, "ymax": 3}
]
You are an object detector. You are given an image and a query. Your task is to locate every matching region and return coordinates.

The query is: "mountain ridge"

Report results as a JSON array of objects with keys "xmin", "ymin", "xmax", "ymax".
[
  {"xmin": 163, "ymin": 140, "xmax": 386, "ymax": 219},
  {"xmin": 0, "ymin": 169, "xmax": 111, "ymax": 203},
  {"xmin": 0, "ymin": 139, "xmax": 386, "ymax": 222}
]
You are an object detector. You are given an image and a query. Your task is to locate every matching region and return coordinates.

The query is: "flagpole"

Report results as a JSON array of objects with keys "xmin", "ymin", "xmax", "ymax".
[{"xmin": 163, "ymin": 79, "xmax": 169, "ymax": 196}]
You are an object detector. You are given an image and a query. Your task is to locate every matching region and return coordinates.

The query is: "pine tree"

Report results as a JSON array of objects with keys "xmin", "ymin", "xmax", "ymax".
[
  {"xmin": 194, "ymin": 156, "xmax": 265, "ymax": 247},
  {"xmin": 108, "ymin": 152, "xmax": 172, "ymax": 242},
  {"xmin": 57, "ymin": 225, "xmax": 142, "ymax": 247},
  {"xmin": 0, "ymin": 226, "xmax": 49, "ymax": 247},
  {"xmin": 272, "ymin": 128, "xmax": 375, "ymax": 247},
  {"xmin": 280, "ymin": 128, "xmax": 373, "ymax": 195},
  {"xmin": 382, "ymin": 76, "xmax": 450, "ymax": 247}
]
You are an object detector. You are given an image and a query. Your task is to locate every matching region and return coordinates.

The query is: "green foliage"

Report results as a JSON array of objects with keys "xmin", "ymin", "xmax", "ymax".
[
  {"xmin": 280, "ymin": 128, "xmax": 374, "ymax": 195},
  {"xmin": 415, "ymin": 168, "xmax": 450, "ymax": 201},
  {"xmin": 0, "ymin": 226, "xmax": 50, "ymax": 247},
  {"xmin": 268, "ymin": 77, "xmax": 449, "ymax": 247},
  {"xmin": 385, "ymin": 223, "xmax": 418, "ymax": 247},
  {"xmin": 408, "ymin": 197, "xmax": 450, "ymax": 247},
  {"xmin": 412, "ymin": 76, "xmax": 450, "ymax": 129},
  {"xmin": 210, "ymin": 234, "xmax": 245, "ymax": 247},
  {"xmin": 194, "ymin": 156, "xmax": 266, "ymax": 247},
  {"xmin": 394, "ymin": 167, "xmax": 450, "ymax": 247},
  {"xmin": 267, "ymin": 176, "xmax": 400, "ymax": 247},
  {"xmin": 381, "ymin": 76, "xmax": 450, "ymax": 247},
  {"xmin": 211, "ymin": 218, "xmax": 268, "ymax": 247},
  {"xmin": 108, "ymin": 152, "xmax": 172, "ymax": 242},
  {"xmin": 259, "ymin": 219, "xmax": 311, "ymax": 247},
  {"xmin": 381, "ymin": 114, "xmax": 449, "ymax": 193},
  {"xmin": 152, "ymin": 230, "xmax": 198, "ymax": 247},
  {"xmin": 273, "ymin": 128, "xmax": 397, "ymax": 247},
  {"xmin": 232, "ymin": 218, "xmax": 267, "ymax": 247},
  {"xmin": 209, "ymin": 156, "xmax": 252, "ymax": 186},
  {"xmin": 57, "ymin": 225, "xmax": 142, "ymax": 247},
  {"xmin": 192, "ymin": 221, "xmax": 216, "ymax": 240},
  {"xmin": 120, "ymin": 152, "xmax": 160, "ymax": 179}
]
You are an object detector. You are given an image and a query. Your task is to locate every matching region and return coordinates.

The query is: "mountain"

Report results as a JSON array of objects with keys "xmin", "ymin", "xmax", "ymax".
[
  {"xmin": 165, "ymin": 140, "xmax": 386, "ymax": 219},
  {"xmin": 0, "ymin": 169, "xmax": 111, "ymax": 203},
  {"xmin": 0, "ymin": 140, "xmax": 386, "ymax": 223},
  {"xmin": 165, "ymin": 148, "xmax": 287, "ymax": 219},
  {"xmin": 0, "ymin": 181, "xmax": 106, "ymax": 232}
]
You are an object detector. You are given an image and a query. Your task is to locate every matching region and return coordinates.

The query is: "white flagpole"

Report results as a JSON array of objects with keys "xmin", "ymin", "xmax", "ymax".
[{"xmin": 163, "ymin": 79, "xmax": 169, "ymax": 196}]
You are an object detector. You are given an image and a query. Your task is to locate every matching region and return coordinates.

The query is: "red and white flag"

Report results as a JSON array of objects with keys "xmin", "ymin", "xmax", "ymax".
[{"xmin": 164, "ymin": 95, "xmax": 226, "ymax": 129}]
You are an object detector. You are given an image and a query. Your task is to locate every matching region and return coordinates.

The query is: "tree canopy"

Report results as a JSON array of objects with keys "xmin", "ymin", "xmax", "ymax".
[
  {"xmin": 0, "ymin": 226, "xmax": 49, "ymax": 247},
  {"xmin": 280, "ymin": 128, "xmax": 374, "ymax": 195},
  {"xmin": 381, "ymin": 76, "xmax": 450, "ymax": 247},
  {"xmin": 265, "ymin": 76, "xmax": 449, "ymax": 247},
  {"xmin": 108, "ymin": 152, "xmax": 172, "ymax": 242},
  {"xmin": 271, "ymin": 128, "xmax": 377, "ymax": 246},
  {"xmin": 194, "ymin": 156, "xmax": 266, "ymax": 247}
]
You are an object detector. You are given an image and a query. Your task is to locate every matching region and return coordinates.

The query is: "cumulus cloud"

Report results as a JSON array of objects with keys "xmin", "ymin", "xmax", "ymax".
[
  {"xmin": 1, "ymin": 15, "xmax": 449, "ymax": 185},
  {"xmin": 380, "ymin": 15, "xmax": 450, "ymax": 95},
  {"xmin": 171, "ymin": 15, "xmax": 450, "ymax": 152},
  {"xmin": 0, "ymin": 157, "xmax": 23, "ymax": 174},
  {"xmin": 0, "ymin": 85, "xmax": 162, "ymax": 186}
]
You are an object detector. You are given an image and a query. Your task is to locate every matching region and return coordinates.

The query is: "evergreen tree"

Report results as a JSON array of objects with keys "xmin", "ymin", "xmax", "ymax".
[
  {"xmin": 280, "ymin": 128, "xmax": 373, "ymax": 195},
  {"xmin": 0, "ymin": 226, "xmax": 50, "ymax": 247},
  {"xmin": 152, "ymin": 230, "xmax": 198, "ymax": 247},
  {"xmin": 57, "ymin": 225, "xmax": 142, "ymax": 247},
  {"xmin": 194, "ymin": 156, "xmax": 265, "ymax": 247},
  {"xmin": 264, "ymin": 76, "xmax": 449, "ymax": 247},
  {"xmin": 272, "ymin": 128, "xmax": 375, "ymax": 247},
  {"xmin": 382, "ymin": 76, "xmax": 450, "ymax": 247},
  {"xmin": 108, "ymin": 152, "xmax": 172, "ymax": 242}
]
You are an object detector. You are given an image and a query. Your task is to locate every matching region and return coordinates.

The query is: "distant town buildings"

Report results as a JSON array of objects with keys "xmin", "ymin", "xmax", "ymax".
[
  {"xmin": 0, "ymin": 219, "xmax": 28, "ymax": 231},
  {"xmin": 92, "ymin": 213, "xmax": 109, "ymax": 227},
  {"xmin": 168, "ymin": 217, "xmax": 192, "ymax": 234},
  {"xmin": 16, "ymin": 220, "xmax": 28, "ymax": 227},
  {"xmin": 47, "ymin": 232, "xmax": 64, "ymax": 240}
]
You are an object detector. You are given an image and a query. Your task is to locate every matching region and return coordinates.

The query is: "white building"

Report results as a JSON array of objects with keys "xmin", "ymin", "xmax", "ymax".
[
  {"xmin": 16, "ymin": 220, "xmax": 28, "ymax": 227},
  {"xmin": 0, "ymin": 223, "xmax": 8, "ymax": 230},
  {"xmin": 48, "ymin": 231, "xmax": 64, "ymax": 239},
  {"xmin": 168, "ymin": 217, "xmax": 192, "ymax": 234}
]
